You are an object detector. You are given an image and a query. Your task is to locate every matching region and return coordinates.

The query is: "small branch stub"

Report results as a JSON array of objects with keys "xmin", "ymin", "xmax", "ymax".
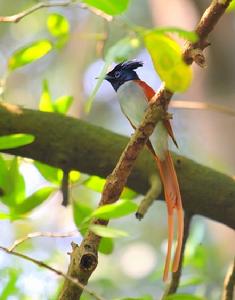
[{"xmin": 136, "ymin": 174, "xmax": 162, "ymax": 220}]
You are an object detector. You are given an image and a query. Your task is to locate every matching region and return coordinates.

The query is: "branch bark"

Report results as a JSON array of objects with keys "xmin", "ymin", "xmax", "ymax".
[{"xmin": 0, "ymin": 102, "xmax": 234, "ymax": 230}]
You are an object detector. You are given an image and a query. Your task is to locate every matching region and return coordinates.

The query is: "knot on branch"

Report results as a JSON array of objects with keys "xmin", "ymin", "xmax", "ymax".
[{"xmin": 80, "ymin": 252, "xmax": 97, "ymax": 271}]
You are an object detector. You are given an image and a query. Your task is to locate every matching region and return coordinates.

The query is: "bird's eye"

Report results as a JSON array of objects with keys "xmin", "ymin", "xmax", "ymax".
[{"xmin": 114, "ymin": 71, "xmax": 121, "ymax": 78}]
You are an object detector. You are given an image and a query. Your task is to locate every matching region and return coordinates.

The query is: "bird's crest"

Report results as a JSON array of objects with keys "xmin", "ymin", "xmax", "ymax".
[{"xmin": 113, "ymin": 60, "xmax": 143, "ymax": 72}]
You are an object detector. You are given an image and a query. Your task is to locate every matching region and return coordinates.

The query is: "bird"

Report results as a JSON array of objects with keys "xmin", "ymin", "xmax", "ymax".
[{"xmin": 104, "ymin": 60, "xmax": 184, "ymax": 281}]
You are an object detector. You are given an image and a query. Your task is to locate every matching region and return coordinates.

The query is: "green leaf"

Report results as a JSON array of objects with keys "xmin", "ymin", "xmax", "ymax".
[
  {"xmin": 0, "ymin": 269, "xmax": 19, "ymax": 300},
  {"xmin": 82, "ymin": 0, "xmax": 129, "ymax": 15},
  {"xmin": 98, "ymin": 237, "xmax": 114, "ymax": 254},
  {"xmin": 47, "ymin": 13, "xmax": 70, "ymax": 48},
  {"xmin": 47, "ymin": 13, "xmax": 70, "ymax": 38},
  {"xmin": 7, "ymin": 157, "xmax": 25, "ymax": 206},
  {"xmin": 8, "ymin": 40, "xmax": 52, "ymax": 71},
  {"xmin": 0, "ymin": 155, "xmax": 9, "ymax": 198},
  {"xmin": 180, "ymin": 276, "xmax": 204, "ymax": 288},
  {"xmin": 53, "ymin": 95, "xmax": 73, "ymax": 114},
  {"xmin": 69, "ymin": 170, "xmax": 81, "ymax": 183},
  {"xmin": 91, "ymin": 199, "xmax": 137, "ymax": 220},
  {"xmin": 227, "ymin": 0, "xmax": 235, "ymax": 12},
  {"xmin": 165, "ymin": 295, "xmax": 206, "ymax": 300},
  {"xmin": 0, "ymin": 133, "xmax": 35, "ymax": 150},
  {"xmin": 73, "ymin": 200, "xmax": 93, "ymax": 229},
  {"xmin": 35, "ymin": 161, "xmax": 63, "ymax": 185},
  {"xmin": 144, "ymin": 32, "xmax": 192, "ymax": 92},
  {"xmin": 90, "ymin": 224, "xmax": 128, "ymax": 238},
  {"xmin": 151, "ymin": 27, "xmax": 198, "ymax": 43},
  {"xmin": 39, "ymin": 79, "xmax": 54, "ymax": 112},
  {"xmin": 0, "ymin": 212, "xmax": 11, "ymax": 220},
  {"xmin": 106, "ymin": 37, "xmax": 141, "ymax": 63},
  {"xmin": 14, "ymin": 187, "xmax": 55, "ymax": 214},
  {"xmin": 84, "ymin": 175, "xmax": 136, "ymax": 199},
  {"xmin": 85, "ymin": 37, "xmax": 140, "ymax": 112}
]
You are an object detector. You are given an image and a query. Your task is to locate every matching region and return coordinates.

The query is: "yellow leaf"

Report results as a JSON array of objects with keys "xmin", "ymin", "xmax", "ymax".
[{"xmin": 144, "ymin": 32, "xmax": 192, "ymax": 92}]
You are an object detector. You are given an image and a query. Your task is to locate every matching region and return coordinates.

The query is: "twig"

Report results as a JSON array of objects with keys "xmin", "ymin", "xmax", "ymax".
[
  {"xmin": 8, "ymin": 230, "xmax": 79, "ymax": 252},
  {"xmin": 161, "ymin": 213, "xmax": 192, "ymax": 299},
  {"xmin": 136, "ymin": 174, "xmax": 162, "ymax": 220},
  {"xmin": 59, "ymin": 1, "xmax": 232, "ymax": 299},
  {"xmin": 0, "ymin": 0, "xmax": 112, "ymax": 23},
  {"xmin": 0, "ymin": 1, "xmax": 72, "ymax": 23},
  {"xmin": 0, "ymin": 245, "xmax": 105, "ymax": 300},
  {"xmin": 171, "ymin": 100, "xmax": 235, "ymax": 116},
  {"xmin": 61, "ymin": 170, "xmax": 69, "ymax": 206},
  {"xmin": 222, "ymin": 257, "xmax": 235, "ymax": 300}
]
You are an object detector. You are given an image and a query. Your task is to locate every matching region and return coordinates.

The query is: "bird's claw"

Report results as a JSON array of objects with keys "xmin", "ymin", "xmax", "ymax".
[{"xmin": 163, "ymin": 112, "xmax": 173, "ymax": 120}]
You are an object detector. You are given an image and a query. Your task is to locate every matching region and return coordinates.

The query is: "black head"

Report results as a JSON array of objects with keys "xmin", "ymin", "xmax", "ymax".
[{"xmin": 105, "ymin": 60, "xmax": 143, "ymax": 91}]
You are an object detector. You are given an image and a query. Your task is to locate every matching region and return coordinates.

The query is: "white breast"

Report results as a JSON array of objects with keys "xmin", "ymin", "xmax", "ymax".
[
  {"xmin": 117, "ymin": 81, "xmax": 168, "ymax": 160},
  {"xmin": 117, "ymin": 81, "xmax": 148, "ymax": 128}
]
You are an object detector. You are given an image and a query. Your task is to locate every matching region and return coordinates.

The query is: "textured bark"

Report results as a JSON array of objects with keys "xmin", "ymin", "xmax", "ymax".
[{"xmin": 0, "ymin": 102, "xmax": 234, "ymax": 230}]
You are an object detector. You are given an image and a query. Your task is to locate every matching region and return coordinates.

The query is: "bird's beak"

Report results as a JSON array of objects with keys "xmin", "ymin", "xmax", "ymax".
[{"xmin": 104, "ymin": 74, "xmax": 113, "ymax": 81}]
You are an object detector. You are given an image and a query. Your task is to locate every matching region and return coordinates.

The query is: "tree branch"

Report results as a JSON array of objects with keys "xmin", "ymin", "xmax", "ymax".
[
  {"xmin": 0, "ymin": 1, "xmax": 72, "ymax": 23},
  {"xmin": 1, "ymin": 102, "xmax": 234, "ymax": 230},
  {"xmin": 0, "ymin": 101, "xmax": 234, "ymax": 225},
  {"xmin": 8, "ymin": 230, "xmax": 79, "ymax": 252},
  {"xmin": 222, "ymin": 257, "xmax": 235, "ymax": 300},
  {"xmin": 0, "ymin": 245, "xmax": 105, "ymax": 300},
  {"xmin": 136, "ymin": 174, "xmax": 161, "ymax": 220},
  {"xmin": 0, "ymin": 0, "xmax": 112, "ymax": 23}
]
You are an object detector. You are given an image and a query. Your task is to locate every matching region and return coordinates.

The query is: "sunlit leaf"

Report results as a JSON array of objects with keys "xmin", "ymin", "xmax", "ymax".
[
  {"xmin": 39, "ymin": 79, "xmax": 53, "ymax": 112},
  {"xmin": 47, "ymin": 13, "xmax": 70, "ymax": 48},
  {"xmin": 165, "ymin": 294, "xmax": 206, "ymax": 300},
  {"xmin": 227, "ymin": 0, "xmax": 235, "ymax": 12},
  {"xmin": 0, "ymin": 155, "xmax": 8, "ymax": 200},
  {"xmin": 73, "ymin": 200, "xmax": 93, "ymax": 229},
  {"xmin": 151, "ymin": 27, "xmax": 198, "ymax": 43},
  {"xmin": 34, "ymin": 161, "xmax": 63, "ymax": 185},
  {"xmin": 90, "ymin": 224, "xmax": 128, "ymax": 238},
  {"xmin": 8, "ymin": 158, "xmax": 25, "ymax": 206},
  {"xmin": 53, "ymin": 95, "xmax": 73, "ymax": 114},
  {"xmin": 0, "ymin": 269, "xmax": 19, "ymax": 299},
  {"xmin": 0, "ymin": 212, "xmax": 11, "ymax": 219},
  {"xmin": 84, "ymin": 175, "xmax": 136, "ymax": 199},
  {"xmin": 99, "ymin": 237, "xmax": 114, "ymax": 254},
  {"xmin": 14, "ymin": 187, "xmax": 55, "ymax": 214},
  {"xmin": 144, "ymin": 32, "xmax": 192, "ymax": 92},
  {"xmin": 8, "ymin": 40, "xmax": 52, "ymax": 70},
  {"xmin": 69, "ymin": 170, "xmax": 81, "ymax": 183},
  {"xmin": 47, "ymin": 13, "xmax": 70, "ymax": 38},
  {"xmin": 0, "ymin": 133, "xmax": 35, "ymax": 150},
  {"xmin": 82, "ymin": 0, "xmax": 129, "ymax": 15},
  {"xmin": 85, "ymin": 37, "xmax": 140, "ymax": 112},
  {"xmin": 91, "ymin": 199, "xmax": 137, "ymax": 219}
]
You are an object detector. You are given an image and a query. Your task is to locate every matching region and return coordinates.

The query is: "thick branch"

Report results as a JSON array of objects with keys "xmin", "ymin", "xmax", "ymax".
[{"xmin": 0, "ymin": 103, "xmax": 234, "ymax": 230}]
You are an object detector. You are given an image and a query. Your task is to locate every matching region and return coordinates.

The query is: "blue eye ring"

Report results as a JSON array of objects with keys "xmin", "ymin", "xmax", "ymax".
[{"xmin": 114, "ymin": 71, "xmax": 121, "ymax": 78}]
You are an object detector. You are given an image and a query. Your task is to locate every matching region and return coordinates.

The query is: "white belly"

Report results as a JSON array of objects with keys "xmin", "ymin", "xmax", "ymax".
[
  {"xmin": 117, "ymin": 81, "xmax": 148, "ymax": 128},
  {"xmin": 117, "ymin": 81, "xmax": 168, "ymax": 160}
]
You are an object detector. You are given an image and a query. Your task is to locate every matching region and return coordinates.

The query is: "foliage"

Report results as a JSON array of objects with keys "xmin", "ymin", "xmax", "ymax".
[
  {"xmin": 0, "ymin": 133, "xmax": 35, "ymax": 150},
  {"xmin": 0, "ymin": 0, "xmax": 231, "ymax": 300}
]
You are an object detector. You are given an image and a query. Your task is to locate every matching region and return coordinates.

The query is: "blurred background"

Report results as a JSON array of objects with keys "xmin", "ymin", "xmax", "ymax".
[{"xmin": 0, "ymin": 0, "xmax": 235, "ymax": 299}]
